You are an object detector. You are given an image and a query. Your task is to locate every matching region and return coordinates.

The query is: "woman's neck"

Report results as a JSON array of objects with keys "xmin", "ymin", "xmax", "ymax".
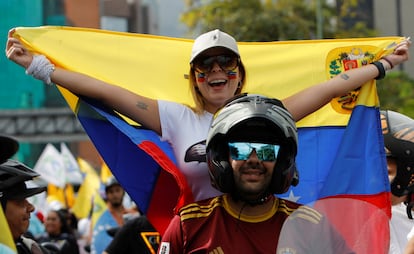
[{"xmin": 204, "ymin": 104, "xmax": 221, "ymax": 114}]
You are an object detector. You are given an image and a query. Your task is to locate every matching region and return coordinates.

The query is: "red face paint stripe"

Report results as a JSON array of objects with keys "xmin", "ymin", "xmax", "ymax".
[
  {"xmin": 227, "ymin": 71, "xmax": 237, "ymax": 79},
  {"xmin": 197, "ymin": 73, "xmax": 206, "ymax": 82}
]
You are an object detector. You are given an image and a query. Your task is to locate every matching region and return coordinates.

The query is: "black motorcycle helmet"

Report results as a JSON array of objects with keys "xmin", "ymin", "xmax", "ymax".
[
  {"xmin": 0, "ymin": 135, "xmax": 19, "ymax": 163},
  {"xmin": 0, "ymin": 159, "xmax": 46, "ymax": 210},
  {"xmin": 206, "ymin": 94, "xmax": 299, "ymax": 201},
  {"xmin": 381, "ymin": 110, "xmax": 414, "ymax": 197}
]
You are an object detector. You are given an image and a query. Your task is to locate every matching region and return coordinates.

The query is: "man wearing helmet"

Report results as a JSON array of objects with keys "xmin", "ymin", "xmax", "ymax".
[
  {"xmin": 381, "ymin": 110, "xmax": 414, "ymax": 254},
  {"xmin": 159, "ymin": 94, "xmax": 354, "ymax": 253},
  {"xmin": 0, "ymin": 135, "xmax": 49, "ymax": 254}
]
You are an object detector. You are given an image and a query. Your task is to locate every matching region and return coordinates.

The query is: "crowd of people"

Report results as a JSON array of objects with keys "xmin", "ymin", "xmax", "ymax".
[
  {"xmin": 0, "ymin": 134, "xmax": 160, "ymax": 254},
  {"xmin": 2, "ymin": 26, "xmax": 414, "ymax": 253},
  {"xmin": 3, "ymin": 101, "xmax": 414, "ymax": 254}
]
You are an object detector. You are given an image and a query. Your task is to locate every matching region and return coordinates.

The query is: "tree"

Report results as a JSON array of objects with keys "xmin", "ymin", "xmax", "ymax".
[
  {"xmin": 180, "ymin": 0, "xmax": 376, "ymax": 41},
  {"xmin": 377, "ymin": 71, "xmax": 414, "ymax": 118},
  {"xmin": 181, "ymin": 0, "xmax": 336, "ymax": 41}
]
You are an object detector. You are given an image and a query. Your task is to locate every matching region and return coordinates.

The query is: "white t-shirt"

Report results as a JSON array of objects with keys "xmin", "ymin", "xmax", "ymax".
[
  {"xmin": 158, "ymin": 100, "xmax": 222, "ymax": 201},
  {"xmin": 389, "ymin": 203, "xmax": 414, "ymax": 254}
]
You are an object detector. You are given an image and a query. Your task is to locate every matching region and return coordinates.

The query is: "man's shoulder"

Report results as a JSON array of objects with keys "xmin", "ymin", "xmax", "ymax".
[
  {"xmin": 20, "ymin": 236, "xmax": 51, "ymax": 254},
  {"xmin": 178, "ymin": 196, "xmax": 224, "ymax": 220},
  {"xmin": 279, "ymin": 200, "xmax": 323, "ymax": 225},
  {"xmin": 278, "ymin": 198, "xmax": 302, "ymax": 209}
]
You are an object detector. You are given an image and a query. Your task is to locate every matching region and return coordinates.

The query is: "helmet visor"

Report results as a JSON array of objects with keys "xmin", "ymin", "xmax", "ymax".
[{"xmin": 228, "ymin": 142, "xmax": 280, "ymax": 162}]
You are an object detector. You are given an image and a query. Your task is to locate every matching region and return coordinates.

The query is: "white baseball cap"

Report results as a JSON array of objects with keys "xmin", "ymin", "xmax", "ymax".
[{"xmin": 190, "ymin": 29, "xmax": 240, "ymax": 63}]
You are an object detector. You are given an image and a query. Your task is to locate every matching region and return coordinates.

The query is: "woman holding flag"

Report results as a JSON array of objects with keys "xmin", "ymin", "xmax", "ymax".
[{"xmin": 5, "ymin": 28, "xmax": 411, "ymax": 203}]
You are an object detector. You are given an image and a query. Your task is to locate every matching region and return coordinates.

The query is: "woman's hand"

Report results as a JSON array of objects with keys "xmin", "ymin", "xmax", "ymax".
[
  {"xmin": 384, "ymin": 37, "xmax": 411, "ymax": 68},
  {"xmin": 5, "ymin": 28, "xmax": 33, "ymax": 69}
]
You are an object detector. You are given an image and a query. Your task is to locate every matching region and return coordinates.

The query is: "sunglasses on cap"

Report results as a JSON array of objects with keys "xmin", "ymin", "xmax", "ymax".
[
  {"xmin": 191, "ymin": 55, "xmax": 240, "ymax": 73},
  {"xmin": 228, "ymin": 142, "xmax": 280, "ymax": 162}
]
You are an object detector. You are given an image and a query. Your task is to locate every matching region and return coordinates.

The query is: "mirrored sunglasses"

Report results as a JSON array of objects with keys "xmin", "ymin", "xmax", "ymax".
[
  {"xmin": 192, "ymin": 55, "xmax": 240, "ymax": 73},
  {"xmin": 228, "ymin": 142, "xmax": 280, "ymax": 162}
]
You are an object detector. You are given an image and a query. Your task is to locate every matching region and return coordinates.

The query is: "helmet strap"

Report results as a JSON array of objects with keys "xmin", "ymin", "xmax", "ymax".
[{"xmin": 231, "ymin": 191, "xmax": 273, "ymax": 206}]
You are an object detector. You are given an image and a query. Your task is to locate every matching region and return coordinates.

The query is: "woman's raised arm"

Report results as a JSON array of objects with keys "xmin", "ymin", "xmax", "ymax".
[
  {"xmin": 5, "ymin": 29, "xmax": 162, "ymax": 135},
  {"xmin": 283, "ymin": 38, "xmax": 411, "ymax": 122}
]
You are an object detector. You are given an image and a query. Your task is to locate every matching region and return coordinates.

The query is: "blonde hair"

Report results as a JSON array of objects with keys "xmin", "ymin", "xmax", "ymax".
[{"xmin": 188, "ymin": 61, "xmax": 247, "ymax": 114}]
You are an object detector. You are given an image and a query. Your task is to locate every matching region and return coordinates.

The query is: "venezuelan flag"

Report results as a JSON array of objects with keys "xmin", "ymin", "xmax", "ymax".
[
  {"xmin": 290, "ymin": 88, "xmax": 390, "ymax": 253},
  {"xmin": 13, "ymin": 27, "xmax": 400, "ymax": 248}
]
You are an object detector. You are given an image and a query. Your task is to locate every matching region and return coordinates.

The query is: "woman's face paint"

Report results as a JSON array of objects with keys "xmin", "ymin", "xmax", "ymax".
[
  {"xmin": 196, "ymin": 70, "xmax": 237, "ymax": 83},
  {"xmin": 197, "ymin": 73, "xmax": 206, "ymax": 83},
  {"xmin": 227, "ymin": 71, "xmax": 237, "ymax": 80}
]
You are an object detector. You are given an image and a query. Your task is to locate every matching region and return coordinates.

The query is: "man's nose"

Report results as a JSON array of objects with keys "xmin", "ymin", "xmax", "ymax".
[
  {"xmin": 247, "ymin": 149, "xmax": 260, "ymax": 162},
  {"xmin": 25, "ymin": 199, "xmax": 35, "ymax": 213}
]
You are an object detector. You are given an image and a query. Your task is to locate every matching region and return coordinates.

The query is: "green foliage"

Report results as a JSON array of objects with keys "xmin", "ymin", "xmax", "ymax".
[
  {"xmin": 180, "ymin": 0, "xmax": 377, "ymax": 41},
  {"xmin": 181, "ymin": 0, "xmax": 337, "ymax": 41},
  {"xmin": 334, "ymin": 21, "xmax": 377, "ymax": 38},
  {"xmin": 377, "ymin": 71, "xmax": 414, "ymax": 118}
]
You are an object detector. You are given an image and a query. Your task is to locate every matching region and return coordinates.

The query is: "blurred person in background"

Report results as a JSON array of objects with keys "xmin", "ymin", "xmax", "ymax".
[
  {"xmin": 36, "ymin": 209, "xmax": 80, "ymax": 254},
  {"xmin": 58, "ymin": 208, "xmax": 79, "ymax": 238},
  {"xmin": 90, "ymin": 176, "xmax": 134, "ymax": 254},
  {"xmin": 103, "ymin": 204, "xmax": 160, "ymax": 254}
]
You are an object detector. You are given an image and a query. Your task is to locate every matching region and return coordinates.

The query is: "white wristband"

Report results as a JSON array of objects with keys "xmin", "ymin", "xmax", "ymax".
[{"xmin": 25, "ymin": 55, "xmax": 55, "ymax": 85}]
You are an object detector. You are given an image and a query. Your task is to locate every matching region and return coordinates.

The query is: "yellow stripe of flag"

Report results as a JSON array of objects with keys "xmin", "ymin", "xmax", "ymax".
[
  {"xmin": 14, "ymin": 26, "xmax": 403, "ymax": 127},
  {"xmin": 0, "ymin": 205, "xmax": 17, "ymax": 253}
]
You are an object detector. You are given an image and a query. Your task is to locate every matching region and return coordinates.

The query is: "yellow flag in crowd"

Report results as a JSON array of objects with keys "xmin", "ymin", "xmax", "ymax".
[
  {"xmin": 72, "ymin": 173, "xmax": 101, "ymax": 219},
  {"xmin": 65, "ymin": 184, "xmax": 75, "ymax": 208},
  {"xmin": 0, "ymin": 205, "xmax": 17, "ymax": 253},
  {"xmin": 90, "ymin": 192, "xmax": 106, "ymax": 228},
  {"xmin": 100, "ymin": 162, "xmax": 113, "ymax": 184},
  {"xmin": 72, "ymin": 158, "xmax": 101, "ymax": 219},
  {"xmin": 47, "ymin": 183, "xmax": 65, "ymax": 208}
]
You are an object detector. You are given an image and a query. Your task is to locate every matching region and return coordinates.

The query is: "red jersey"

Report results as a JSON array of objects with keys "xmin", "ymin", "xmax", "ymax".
[{"xmin": 159, "ymin": 195, "xmax": 303, "ymax": 253}]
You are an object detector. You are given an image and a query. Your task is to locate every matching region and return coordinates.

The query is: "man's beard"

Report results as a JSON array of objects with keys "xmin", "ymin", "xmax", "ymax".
[
  {"xmin": 110, "ymin": 200, "xmax": 123, "ymax": 208},
  {"xmin": 231, "ymin": 180, "xmax": 271, "ymax": 205}
]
